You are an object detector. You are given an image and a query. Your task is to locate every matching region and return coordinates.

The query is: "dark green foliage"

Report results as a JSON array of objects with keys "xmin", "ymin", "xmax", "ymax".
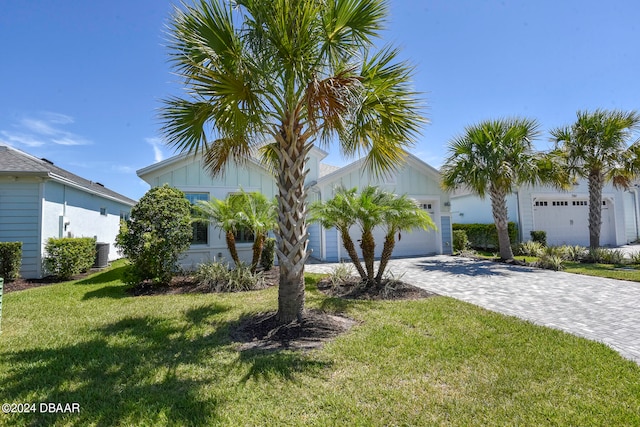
[
  {"xmin": 452, "ymin": 222, "xmax": 518, "ymax": 250},
  {"xmin": 116, "ymin": 185, "xmax": 192, "ymax": 285},
  {"xmin": 44, "ymin": 237, "xmax": 96, "ymax": 280},
  {"xmin": 530, "ymin": 230, "xmax": 547, "ymax": 246},
  {"xmin": 260, "ymin": 237, "xmax": 276, "ymax": 271},
  {"xmin": 0, "ymin": 242, "xmax": 22, "ymax": 281},
  {"xmin": 452, "ymin": 230, "xmax": 469, "ymax": 253}
]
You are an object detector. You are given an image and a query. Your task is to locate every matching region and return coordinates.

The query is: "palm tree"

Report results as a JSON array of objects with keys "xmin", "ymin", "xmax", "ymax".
[
  {"xmin": 375, "ymin": 194, "xmax": 434, "ymax": 285},
  {"xmin": 193, "ymin": 198, "xmax": 242, "ymax": 265},
  {"xmin": 160, "ymin": 0, "xmax": 425, "ymax": 322},
  {"xmin": 551, "ymin": 109, "xmax": 640, "ymax": 249},
  {"xmin": 310, "ymin": 186, "xmax": 434, "ymax": 287},
  {"xmin": 441, "ymin": 118, "xmax": 546, "ymax": 260},
  {"xmin": 308, "ymin": 187, "xmax": 367, "ymax": 280},
  {"xmin": 235, "ymin": 191, "xmax": 277, "ymax": 272}
]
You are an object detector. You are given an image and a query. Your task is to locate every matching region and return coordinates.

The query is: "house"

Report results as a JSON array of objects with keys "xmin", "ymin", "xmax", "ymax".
[
  {"xmin": 451, "ymin": 180, "xmax": 640, "ymax": 247},
  {"xmin": 136, "ymin": 147, "xmax": 452, "ymax": 268},
  {"xmin": 0, "ymin": 145, "xmax": 137, "ymax": 278}
]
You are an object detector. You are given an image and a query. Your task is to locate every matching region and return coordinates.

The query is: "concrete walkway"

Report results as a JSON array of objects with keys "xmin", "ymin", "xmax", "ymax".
[{"xmin": 305, "ymin": 256, "xmax": 640, "ymax": 364}]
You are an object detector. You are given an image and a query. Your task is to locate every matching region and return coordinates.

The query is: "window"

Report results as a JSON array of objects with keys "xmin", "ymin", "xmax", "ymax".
[
  {"xmin": 185, "ymin": 193, "xmax": 209, "ymax": 245},
  {"xmin": 534, "ymin": 201, "xmax": 548, "ymax": 207},
  {"xmin": 100, "ymin": 207, "xmax": 107, "ymax": 216},
  {"xmin": 552, "ymin": 201, "xmax": 568, "ymax": 206},
  {"xmin": 572, "ymin": 201, "xmax": 587, "ymax": 206},
  {"xmin": 421, "ymin": 203, "xmax": 432, "ymax": 210},
  {"xmin": 120, "ymin": 211, "xmax": 130, "ymax": 221}
]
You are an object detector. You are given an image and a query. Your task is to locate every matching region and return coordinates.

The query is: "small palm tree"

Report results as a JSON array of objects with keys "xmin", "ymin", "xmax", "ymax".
[
  {"xmin": 551, "ymin": 109, "xmax": 640, "ymax": 249},
  {"xmin": 308, "ymin": 187, "xmax": 367, "ymax": 279},
  {"xmin": 310, "ymin": 186, "xmax": 434, "ymax": 287},
  {"xmin": 193, "ymin": 198, "xmax": 242, "ymax": 265},
  {"xmin": 235, "ymin": 191, "xmax": 277, "ymax": 272},
  {"xmin": 375, "ymin": 194, "xmax": 434, "ymax": 285},
  {"xmin": 441, "ymin": 118, "xmax": 549, "ymax": 260}
]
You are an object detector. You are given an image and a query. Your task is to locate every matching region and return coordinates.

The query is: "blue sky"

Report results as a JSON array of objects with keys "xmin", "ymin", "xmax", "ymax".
[{"xmin": 2, "ymin": 0, "xmax": 639, "ymax": 201}]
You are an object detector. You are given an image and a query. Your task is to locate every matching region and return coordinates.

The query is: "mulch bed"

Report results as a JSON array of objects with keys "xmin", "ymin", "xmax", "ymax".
[
  {"xmin": 316, "ymin": 276, "xmax": 436, "ymax": 300},
  {"xmin": 2, "ymin": 269, "xmax": 100, "ymax": 294}
]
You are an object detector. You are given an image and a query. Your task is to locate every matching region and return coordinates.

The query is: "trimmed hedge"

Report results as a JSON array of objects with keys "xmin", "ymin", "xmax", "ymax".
[
  {"xmin": 530, "ymin": 230, "xmax": 547, "ymax": 246},
  {"xmin": 452, "ymin": 222, "xmax": 518, "ymax": 250},
  {"xmin": 0, "ymin": 242, "xmax": 22, "ymax": 281},
  {"xmin": 44, "ymin": 237, "xmax": 97, "ymax": 280}
]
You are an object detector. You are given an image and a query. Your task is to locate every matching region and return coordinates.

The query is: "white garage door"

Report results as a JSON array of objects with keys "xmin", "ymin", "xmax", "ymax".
[
  {"xmin": 532, "ymin": 198, "xmax": 614, "ymax": 246},
  {"xmin": 345, "ymin": 202, "xmax": 438, "ymax": 258}
]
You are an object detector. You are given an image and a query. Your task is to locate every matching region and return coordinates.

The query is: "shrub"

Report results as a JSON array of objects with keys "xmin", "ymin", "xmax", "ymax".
[
  {"xmin": 194, "ymin": 261, "xmax": 265, "ymax": 292},
  {"xmin": 44, "ymin": 237, "xmax": 96, "ymax": 280},
  {"xmin": 452, "ymin": 230, "xmax": 469, "ymax": 253},
  {"xmin": 537, "ymin": 254, "xmax": 564, "ymax": 271},
  {"xmin": 260, "ymin": 237, "xmax": 276, "ymax": 270},
  {"xmin": 116, "ymin": 185, "xmax": 193, "ymax": 285},
  {"xmin": 563, "ymin": 245, "xmax": 588, "ymax": 262},
  {"xmin": 584, "ymin": 248, "xmax": 626, "ymax": 265},
  {"xmin": 629, "ymin": 251, "xmax": 640, "ymax": 264},
  {"xmin": 0, "ymin": 242, "xmax": 22, "ymax": 281},
  {"xmin": 452, "ymin": 222, "xmax": 518, "ymax": 250},
  {"xmin": 328, "ymin": 263, "xmax": 354, "ymax": 287},
  {"xmin": 517, "ymin": 241, "xmax": 544, "ymax": 257},
  {"xmin": 530, "ymin": 230, "xmax": 547, "ymax": 246}
]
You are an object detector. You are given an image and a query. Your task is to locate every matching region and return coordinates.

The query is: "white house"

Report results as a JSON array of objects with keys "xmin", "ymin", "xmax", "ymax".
[
  {"xmin": 0, "ymin": 145, "xmax": 137, "ymax": 278},
  {"xmin": 451, "ymin": 180, "xmax": 640, "ymax": 247},
  {"xmin": 137, "ymin": 147, "xmax": 452, "ymax": 268}
]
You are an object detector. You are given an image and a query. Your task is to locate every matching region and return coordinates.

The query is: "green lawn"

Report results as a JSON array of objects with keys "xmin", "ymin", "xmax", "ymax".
[{"xmin": 1, "ymin": 260, "xmax": 640, "ymax": 426}]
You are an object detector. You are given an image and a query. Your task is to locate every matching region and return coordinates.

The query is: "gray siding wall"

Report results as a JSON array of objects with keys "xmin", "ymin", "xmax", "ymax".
[
  {"xmin": 324, "ymin": 227, "xmax": 339, "ymax": 262},
  {"xmin": 307, "ymin": 222, "xmax": 321, "ymax": 260},
  {"xmin": 440, "ymin": 215, "xmax": 452, "ymax": 255},
  {"xmin": 0, "ymin": 180, "xmax": 41, "ymax": 278}
]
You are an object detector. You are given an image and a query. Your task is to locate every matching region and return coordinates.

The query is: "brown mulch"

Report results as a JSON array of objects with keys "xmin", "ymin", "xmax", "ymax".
[
  {"xmin": 317, "ymin": 276, "xmax": 436, "ymax": 300},
  {"xmin": 231, "ymin": 309, "xmax": 358, "ymax": 352}
]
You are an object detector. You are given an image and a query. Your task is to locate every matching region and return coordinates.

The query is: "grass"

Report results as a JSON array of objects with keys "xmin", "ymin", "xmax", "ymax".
[
  {"xmin": 1, "ymin": 260, "xmax": 640, "ymax": 426},
  {"xmin": 564, "ymin": 262, "xmax": 640, "ymax": 282}
]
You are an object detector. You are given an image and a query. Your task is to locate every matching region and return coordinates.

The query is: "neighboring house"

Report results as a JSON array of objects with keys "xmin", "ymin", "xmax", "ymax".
[
  {"xmin": 451, "ymin": 180, "xmax": 640, "ymax": 247},
  {"xmin": 137, "ymin": 147, "xmax": 452, "ymax": 268},
  {"xmin": 0, "ymin": 145, "xmax": 137, "ymax": 279}
]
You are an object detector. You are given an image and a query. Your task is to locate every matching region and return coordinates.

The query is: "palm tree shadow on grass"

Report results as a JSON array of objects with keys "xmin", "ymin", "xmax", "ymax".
[{"xmin": 0, "ymin": 304, "xmax": 341, "ymax": 426}]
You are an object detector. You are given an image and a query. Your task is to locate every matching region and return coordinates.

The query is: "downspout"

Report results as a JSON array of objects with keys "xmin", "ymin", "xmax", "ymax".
[{"xmin": 515, "ymin": 190, "xmax": 523, "ymax": 242}]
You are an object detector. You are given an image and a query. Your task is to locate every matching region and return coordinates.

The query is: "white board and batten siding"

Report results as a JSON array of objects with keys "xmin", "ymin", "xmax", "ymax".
[{"xmin": 0, "ymin": 178, "xmax": 42, "ymax": 278}]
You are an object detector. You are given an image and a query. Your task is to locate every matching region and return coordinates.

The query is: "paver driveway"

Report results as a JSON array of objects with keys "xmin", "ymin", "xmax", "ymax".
[{"xmin": 305, "ymin": 255, "xmax": 640, "ymax": 364}]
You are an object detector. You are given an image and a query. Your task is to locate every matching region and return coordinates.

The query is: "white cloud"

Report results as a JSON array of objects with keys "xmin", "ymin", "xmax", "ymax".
[
  {"xmin": 0, "ymin": 130, "xmax": 46, "ymax": 147},
  {"xmin": 0, "ymin": 113, "xmax": 91, "ymax": 149},
  {"xmin": 145, "ymin": 137, "xmax": 165, "ymax": 163}
]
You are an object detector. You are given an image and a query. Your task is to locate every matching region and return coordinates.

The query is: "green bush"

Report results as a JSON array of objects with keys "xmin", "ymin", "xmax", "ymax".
[
  {"xmin": 194, "ymin": 261, "xmax": 266, "ymax": 292},
  {"xmin": 517, "ymin": 240, "xmax": 544, "ymax": 257},
  {"xmin": 260, "ymin": 237, "xmax": 276, "ymax": 270},
  {"xmin": 452, "ymin": 222, "xmax": 518, "ymax": 251},
  {"xmin": 44, "ymin": 237, "xmax": 96, "ymax": 280},
  {"xmin": 537, "ymin": 254, "xmax": 564, "ymax": 271},
  {"xmin": 452, "ymin": 230, "xmax": 469, "ymax": 253},
  {"xmin": 530, "ymin": 230, "xmax": 547, "ymax": 246},
  {"xmin": 0, "ymin": 242, "xmax": 22, "ymax": 281},
  {"xmin": 116, "ymin": 185, "xmax": 193, "ymax": 285}
]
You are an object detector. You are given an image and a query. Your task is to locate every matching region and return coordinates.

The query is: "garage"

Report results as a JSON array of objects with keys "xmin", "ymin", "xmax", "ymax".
[
  {"xmin": 532, "ymin": 197, "xmax": 615, "ymax": 247},
  {"xmin": 344, "ymin": 201, "xmax": 439, "ymax": 259}
]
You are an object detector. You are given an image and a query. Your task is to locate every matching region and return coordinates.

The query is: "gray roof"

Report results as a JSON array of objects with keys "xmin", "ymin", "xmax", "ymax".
[
  {"xmin": 319, "ymin": 163, "xmax": 341, "ymax": 178},
  {"xmin": 0, "ymin": 145, "xmax": 136, "ymax": 206}
]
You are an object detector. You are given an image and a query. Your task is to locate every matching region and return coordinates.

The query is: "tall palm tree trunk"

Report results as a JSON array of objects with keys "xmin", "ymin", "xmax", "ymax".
[
  {"xmin": 274, "ymin": 115, "xmax": 310, "ymax": 323},
  {"xmin": 375, "ymin": 232, "xmax": 396, "ymax": 285},
  {"xmin": 338, "ymin": 228, "xmax": 367, "ymax": 280},
  {"xmin": 588, "ymin": 170, "xmax": 604, "ymax": 249},
  {"xmin": 489, "ymin": 185, "xmax": 514, "ymax": 260},
  {"xmin": 225, "ymin": 231, "xmax": 240, "ymax": 265}
]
